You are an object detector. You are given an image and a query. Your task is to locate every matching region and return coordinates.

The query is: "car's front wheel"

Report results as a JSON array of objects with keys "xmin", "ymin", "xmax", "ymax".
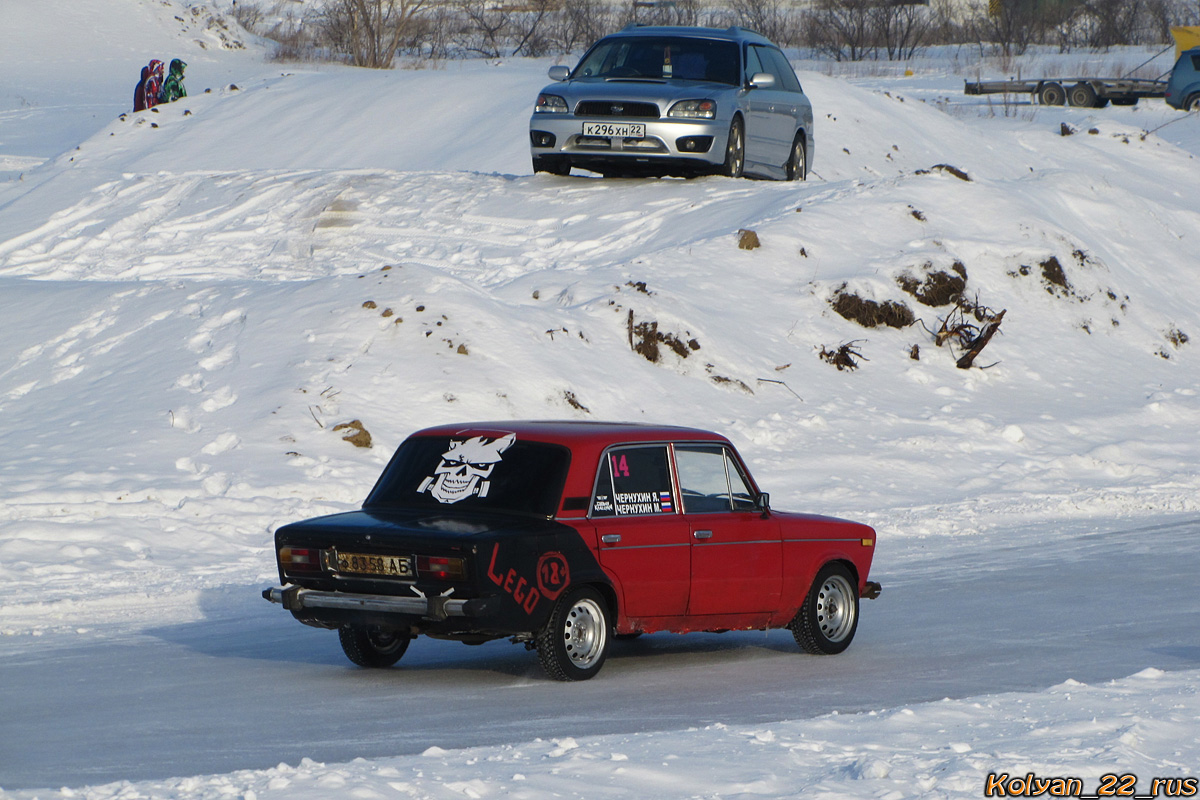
[
  {"xmin": 786, "ymin": 134, "xmax": 807, "ymax": 181},
  {"xmin": 536, "ymin": 586, "xmax": 611, "ymax": 681},
  {"xmin": 789, "ymin": 563, "xmax": 859, "ymax": 655},
  {"xmin": 338, "ymin": 625, "xmax": 411, "ymax": 668},
  {"xmin": 721, "ymin": 118, "xmax": 745, "ymax": 178}
]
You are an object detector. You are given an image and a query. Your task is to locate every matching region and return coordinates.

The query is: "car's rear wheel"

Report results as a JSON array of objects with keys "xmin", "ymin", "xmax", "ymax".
[
  {"xmin": 786, "ymin": 134, "xmax": 807, "ymax": 181},
  {"xmin": 536, "ymin": 586, "xmax": 611, "ymax": 681},
  {"xmin": 789, "ymin": 563, "xmax": 859, "ymax": 655},
  {"xmin": 721, "ymin": 118, "xmax": 744, "ymax": 178},
  {"xmin": 338, "ymin": 625, "xmax": 411, "ymax": 668},
  {"xmin": 532, "ymin": 155, "xmax": 571, "ymax": 176},
  {"xmin": 1186, "ymin": 94, "xmax": 1200, "ymax": 112}
]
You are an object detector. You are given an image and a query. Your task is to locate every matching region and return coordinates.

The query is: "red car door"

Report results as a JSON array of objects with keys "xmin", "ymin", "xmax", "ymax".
[
  {"xmin": 675, "ymin": 444, "xmax": 781, "ymax": 616},
  {"xmin": 590, "ymin": 444, "xmax": 690, "ymax": 618}
]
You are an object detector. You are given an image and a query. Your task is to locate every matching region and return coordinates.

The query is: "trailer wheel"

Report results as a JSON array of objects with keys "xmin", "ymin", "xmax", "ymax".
[
  {"xmin": 1068, "ymin": 82, "xmax": 1098, "ymax": 108},
  {"xmin": 1039, "ymin": 82, "xmax": 1066, "ymax": 105}
]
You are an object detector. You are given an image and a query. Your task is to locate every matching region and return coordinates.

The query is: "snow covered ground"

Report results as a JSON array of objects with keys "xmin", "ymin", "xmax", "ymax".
[{"xmin": 2, "ymin": 0, "xmax": 1199, "ymax": 796}]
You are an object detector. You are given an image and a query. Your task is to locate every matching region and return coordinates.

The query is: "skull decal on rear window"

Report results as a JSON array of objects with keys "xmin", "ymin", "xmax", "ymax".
[{"xmin": 418, "ymin": 433, "xmax": 516, "ymax": 504}]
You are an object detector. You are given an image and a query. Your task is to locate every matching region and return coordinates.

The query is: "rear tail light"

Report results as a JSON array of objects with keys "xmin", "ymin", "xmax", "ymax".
[
  {"xmin": 280, "ymin": 546, "xmax": 321, "ymax": 573},
  {"xmin": 416, "ymin": 555, "xmax": 466, "ymax": 581}
]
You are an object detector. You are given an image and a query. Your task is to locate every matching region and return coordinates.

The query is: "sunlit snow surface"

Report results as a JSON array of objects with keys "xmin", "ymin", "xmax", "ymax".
[{"xmin": 2, "ymin": 0, "xmax": 1200, "ymax": 795}]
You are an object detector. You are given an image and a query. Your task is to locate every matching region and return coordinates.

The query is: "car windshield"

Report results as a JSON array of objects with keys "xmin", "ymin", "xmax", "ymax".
[
  {"xmin": 573, "ymin": 36, "xmax": 740, "ymax": 85},
  {"xmin": 364, "ymin": 434, "xmax": 570, "ymax": 518}
]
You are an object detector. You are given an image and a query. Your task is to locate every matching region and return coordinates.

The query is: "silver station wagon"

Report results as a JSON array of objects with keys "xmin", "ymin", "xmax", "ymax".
[{"xmin": 529, "ymin": 25, "xmax": 814, "ymax": 180}]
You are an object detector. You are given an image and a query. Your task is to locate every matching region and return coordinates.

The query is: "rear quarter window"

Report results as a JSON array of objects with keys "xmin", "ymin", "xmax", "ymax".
[{"xmin": 591, "ymin": 445, "xmax": 677, "ymax": 517}]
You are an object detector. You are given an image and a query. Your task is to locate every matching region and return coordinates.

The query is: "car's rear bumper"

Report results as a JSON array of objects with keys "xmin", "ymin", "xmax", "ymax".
[
  {"xmin": 530, "ymin": 114, "xmax": 728, "ymax": 168},
  {"xmin": 263, "ymin": 584, "xmax": 485, "ymax": 620}
]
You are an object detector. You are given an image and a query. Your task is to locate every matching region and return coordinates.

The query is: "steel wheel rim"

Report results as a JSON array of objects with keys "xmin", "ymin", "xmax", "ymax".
[
  {"xmin": 791, "ymin": 139, "xmax": 805, "ymax": 179},
  {"xmin": 727, "ymin": 123, "xmax": 744, "ymax": 176},
  {"xmin": 563, "ymin": 597, "xmax": 607, "ymax": 669},
  {"xmin": 815, "ymin": 574, "xmax": 856, "ymax": 642}
]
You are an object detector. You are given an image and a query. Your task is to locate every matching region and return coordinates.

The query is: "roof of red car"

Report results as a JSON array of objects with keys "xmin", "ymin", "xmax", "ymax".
[{"xmin": 411, "ymin": 420, "xmax": 730, "ymax": 446}]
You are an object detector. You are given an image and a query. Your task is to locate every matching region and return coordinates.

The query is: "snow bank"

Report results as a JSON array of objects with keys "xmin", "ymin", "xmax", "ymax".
[{"xmin": 2, "ymin": 668, "xmax": 1197, "ymax": 799}]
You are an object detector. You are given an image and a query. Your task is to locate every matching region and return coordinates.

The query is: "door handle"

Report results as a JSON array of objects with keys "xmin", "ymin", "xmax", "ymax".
[
  {"xmin": 601, "ymin": 534, "xmax": 621, "ymax": 544},
  {"xmin": 693, "ymin": 530, "xmax": 713, "ymax": 540}
]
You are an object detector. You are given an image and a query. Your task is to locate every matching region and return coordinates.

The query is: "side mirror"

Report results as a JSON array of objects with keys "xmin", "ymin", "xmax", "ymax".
[
  {"xmin": 756, "ymin": 492, "xmax": 771, "ymax": 517},
  {"xmin": 749, "ymin": 72, "xmax": 776, "ymax": 89},
  {"xmin": 548, "ymin": 65, "xmax": 570, "ymax": 82}
]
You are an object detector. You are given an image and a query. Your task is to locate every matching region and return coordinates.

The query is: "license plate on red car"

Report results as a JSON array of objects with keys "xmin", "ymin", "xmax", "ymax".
[
  {"xmin": 336, "ymin": 551, "xmax": 414, "ymax": 578},
  {"xmin": 583, "ymin": 122, "xmax": 645, "ymax": 138}
]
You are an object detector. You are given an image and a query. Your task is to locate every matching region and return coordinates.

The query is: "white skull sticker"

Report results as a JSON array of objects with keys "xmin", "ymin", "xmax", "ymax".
[{"xmin": 418, "ymin": 433, "xmax": 516, "ymax": 504}]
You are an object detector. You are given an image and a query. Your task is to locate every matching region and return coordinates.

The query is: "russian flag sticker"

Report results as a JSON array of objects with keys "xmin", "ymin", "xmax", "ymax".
[{"xmin": 659, "ymin": 492, "xmax": 674, "ymax": 512}]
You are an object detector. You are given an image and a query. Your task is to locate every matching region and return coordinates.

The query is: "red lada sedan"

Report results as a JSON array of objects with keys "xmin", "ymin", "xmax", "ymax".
[{"xmin": 264, "ymin": 421, "xmax": 880, "ymax": 681}]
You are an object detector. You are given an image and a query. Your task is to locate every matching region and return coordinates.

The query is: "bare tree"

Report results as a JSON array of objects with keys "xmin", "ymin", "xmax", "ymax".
[
  {"xmin": 318, "ymin": 0, "xmax": 430, "ymax": 68},
  {"xmin": 725, "ymin": 0, "xmax": 797, "ymax": 45},
  {"xmin": 806, "ymin": 0, "xmax": 880, "ymax": 61},
  {"xmin": 876, "ymin": 1, "xmax": 935, "ymax": 60},
  {"xmin": 968, "ymin": 0, "xmax": 1040, "ymax": 56},
  {"xmin": 626, "ymin": 0, "xmax": 705, "ymax": 27},
  {"xmin": 546, "ymin": 0, "xmax": 617, "ymax": 53},
  {"xmin": 454, "ymin": 0, "xmax": 555, "ymax": 58}
]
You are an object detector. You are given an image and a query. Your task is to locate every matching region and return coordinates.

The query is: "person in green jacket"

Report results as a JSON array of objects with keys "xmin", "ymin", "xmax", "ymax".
[{"xmin": 160, "ymin": 59, "xmax": 187, "ymax": 103}]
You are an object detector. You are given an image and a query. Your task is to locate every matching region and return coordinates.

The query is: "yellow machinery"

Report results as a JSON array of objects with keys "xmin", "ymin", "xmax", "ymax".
[{"xmin": 1172, "ymin": 26, "xmax": 1200, "ymax": 60}]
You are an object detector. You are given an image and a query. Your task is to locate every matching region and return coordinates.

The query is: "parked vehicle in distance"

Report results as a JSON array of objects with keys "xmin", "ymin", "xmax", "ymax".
[
  {"xmin": 1165, "ymin": 47, "xmax": 1200, "ymax": 110},
  {"xmin": 264, "ymin": 421, "xmax": 880, "ymax": 681},
  {"xmin": 964, "ymin": 75, "xmax": 1167, "ymax": 107},
  {"xmin": 528, "ymin": 25, "xmax": 814, "ymax": 180},
  {"xmin": 965, "ymin": 43, "xmax": 1200, "ymax": 110}
]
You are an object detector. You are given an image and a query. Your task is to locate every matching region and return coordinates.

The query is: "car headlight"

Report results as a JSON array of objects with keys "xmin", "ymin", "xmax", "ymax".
[
  {"xmin": 667, "ymin": 99, "xmax": 716, "ymax": 119},
  {"xmin": 534, "ymin": 94, "xmax": 569, "ymax": 114}
]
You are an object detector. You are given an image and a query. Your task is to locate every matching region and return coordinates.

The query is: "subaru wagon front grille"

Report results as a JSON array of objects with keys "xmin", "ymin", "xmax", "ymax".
[{"xmin": 575, "ymin": 101, "xmax": 660, "ymax": 119}]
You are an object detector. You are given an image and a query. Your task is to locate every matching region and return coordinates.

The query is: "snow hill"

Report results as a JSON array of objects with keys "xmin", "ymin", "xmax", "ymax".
[{"xmin": 2, "ymin": 0, "xmax": 1200, "ymax": 796}]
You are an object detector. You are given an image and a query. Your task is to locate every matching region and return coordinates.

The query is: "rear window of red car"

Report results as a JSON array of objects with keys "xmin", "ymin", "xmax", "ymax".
[{"xmin": 365, "ymin": 434, "xmax": 570, "ymax": 518}]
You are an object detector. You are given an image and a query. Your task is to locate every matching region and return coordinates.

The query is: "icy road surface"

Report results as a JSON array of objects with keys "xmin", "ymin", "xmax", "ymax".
[{"xmin": 3, "ymin": 514, "xmax": 1198, "ymax": 789}]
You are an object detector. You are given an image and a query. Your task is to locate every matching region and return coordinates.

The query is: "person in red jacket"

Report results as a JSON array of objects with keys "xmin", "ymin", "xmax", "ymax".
[{"xmin": 143, "ymin": 59, "xmax": 165, "ymax": 110}]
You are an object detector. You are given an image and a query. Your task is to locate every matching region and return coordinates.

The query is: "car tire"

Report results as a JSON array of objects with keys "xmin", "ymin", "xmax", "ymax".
[
  {"xmin": 532, "ymin": 155, "xmax": 571, "ymax": 176},
  {"xmin": 536, "ymin": 586, "xmax": 611, "ymax": 681},
  {"xmin": 786, "ymin": 134, "xmax": 807, "ymax": 181},
  {"xmin": 1186, "ymin": 94, "xmax": 1200, "ymax": 112},
  {"xmin": 789, "ymin": 562, "xmax": 859, "ymax": 655},
  {"xmin": 721, "ymin": 117, "xmax": 744, "ymax": 178},
  {"xmin": 1068, "ymin": 82, "xmax": 1098, "ymax": 108},
  {"xmin": 338, "ymin": 625, "xmax": 411, "ymax": 668},
  {"xmin": 1038, "ymin": 82, "xmax": 1066, "ymax": 106}
]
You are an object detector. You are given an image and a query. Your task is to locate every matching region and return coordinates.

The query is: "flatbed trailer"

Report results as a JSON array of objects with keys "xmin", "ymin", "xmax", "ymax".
[{"xmin": 964, "ymin": 77, "xmax": 1166, "ymax": 107}]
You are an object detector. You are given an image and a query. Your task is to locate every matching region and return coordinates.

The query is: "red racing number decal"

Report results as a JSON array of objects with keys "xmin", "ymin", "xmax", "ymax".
[{"xmin": 536, "ymin": 552, "xmax": 570, "ymax": 601}]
